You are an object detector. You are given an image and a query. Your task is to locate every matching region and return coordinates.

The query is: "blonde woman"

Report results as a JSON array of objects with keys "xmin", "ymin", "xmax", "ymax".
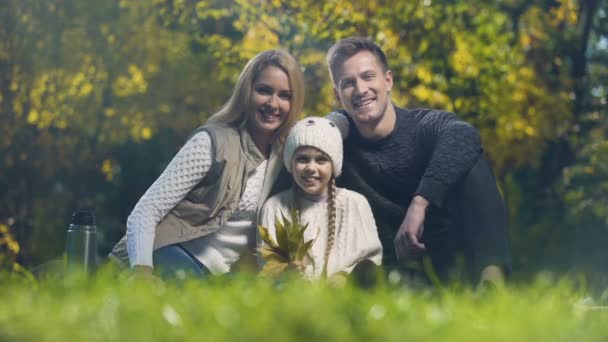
[{"xmin": 109, "ymin": 50, "xmax": 304, "ymax": 279}]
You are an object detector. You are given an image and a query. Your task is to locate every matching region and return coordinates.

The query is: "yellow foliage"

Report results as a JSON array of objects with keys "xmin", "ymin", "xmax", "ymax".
[
  {"xmin": 551, "ymin": 0, "xmax": 578, "ymax": 26},
  {"xmin": 520, "ymin": 34, "xmax": 532, "ymax": 49},
  {"xmin": 240, "ymin": 22, "xmax": 280, "ymax": 58},
  {"xmin": 513, "ymin": 90, "xmax": 526, "ymax": 102},
  {"xmin": 452, "ymin": 36, "xmax": 479, "ymax": 78},
  {"xmin": 0, "ymin": 223, "xmax": 20, "ymax": 267},
  {"xmin": 27, "ymin": 110, "xmax": 39, "ymax": 124},
  {"xmin": 113, "ymin": 65, "xmax": 148, "ymax": 97},
  {"xmin": 141, "ymin": 127, "xmax": 152, "ymax": 140},
  {"xmin": 80, "ymin": 83, "xmax": 93, "ymax": 97},
  {"xmin": 416, "ymin": 65, "xmax": 433, "ymax": 84},
  {"xmin": 525, "ymin": 126, "xmax": 536, "ymax": 137},
  {"xmin": 101, "ymin": 159, "xmax": 115, "ymax": 182},
  {"xmin": 519, "ymin": 67, "xmax": 533, "ymax": 79},
  {"xmin": 411, "ymin": 85, "xmax": 451, "ymax": 108}
]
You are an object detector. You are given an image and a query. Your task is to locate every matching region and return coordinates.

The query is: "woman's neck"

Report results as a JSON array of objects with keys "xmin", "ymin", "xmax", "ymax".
[{"xmin": 248, "ymin": 127, "xmax": 273, "ymax": 159}]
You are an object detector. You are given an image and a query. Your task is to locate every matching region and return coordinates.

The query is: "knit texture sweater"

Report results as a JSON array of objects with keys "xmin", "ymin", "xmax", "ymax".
[
  {"xmin": 127, "ymin": 130, "xmax": 266, "ymax": 272},
  {"xmin": 330, "ymin": 107, "xmax": 483, "ymax": 267},
  {"xmin": 260, "ymin": 187, "xmax": 383, "ymax": 279}
]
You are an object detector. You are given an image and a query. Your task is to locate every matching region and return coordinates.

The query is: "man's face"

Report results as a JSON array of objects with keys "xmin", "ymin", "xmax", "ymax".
[{"xmin": 333, "ymin": 50, "xmax": 393, "ymax": 127}]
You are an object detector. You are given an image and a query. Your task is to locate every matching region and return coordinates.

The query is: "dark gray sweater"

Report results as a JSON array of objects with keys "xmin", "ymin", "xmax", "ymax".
[{"xmin": 337, "ymin": 106, "xmax": 486, "ymax": 268}]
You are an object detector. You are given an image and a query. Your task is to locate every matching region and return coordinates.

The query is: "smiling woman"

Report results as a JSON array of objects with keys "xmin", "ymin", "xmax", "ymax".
[
  {"xmin": 107, "ymin": 50, "xmax": 305, "ymax": 280},
  {"xmin": 247, "ymin": 65, "xmax": 293, "ymax": 157}
]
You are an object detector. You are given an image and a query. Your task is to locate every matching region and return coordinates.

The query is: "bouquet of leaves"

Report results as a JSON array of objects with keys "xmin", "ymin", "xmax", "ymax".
[{"xmin": 257, "ymin": 209, "xmax": 314, "ymax": 277}]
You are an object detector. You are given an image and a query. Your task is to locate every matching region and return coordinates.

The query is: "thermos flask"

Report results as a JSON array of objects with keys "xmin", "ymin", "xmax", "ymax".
[{"xmin": 65, "ymin": 210, "xmax": 97, "ymax": 274}]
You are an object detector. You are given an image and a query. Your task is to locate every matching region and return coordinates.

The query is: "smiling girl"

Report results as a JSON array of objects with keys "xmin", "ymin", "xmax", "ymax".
[{"xmin": 260, "ymin": 117, "xmax": 382, "ymax": 280}]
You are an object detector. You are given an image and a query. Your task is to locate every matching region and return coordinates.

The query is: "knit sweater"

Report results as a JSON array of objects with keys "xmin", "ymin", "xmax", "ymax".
[
  {"xmin": 260, "ymin": 187, "xmax": 383, "ymax": 279},
  {"xmin": 127, "ymin": 130, "xmax": 266, "ymax": 273},
  {"xmin": 329, "ymin": 107, "xmax": 483, "ymax": 267}
]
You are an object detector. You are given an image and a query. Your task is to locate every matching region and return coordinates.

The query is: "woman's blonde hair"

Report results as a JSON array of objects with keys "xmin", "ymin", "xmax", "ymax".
[{"xmin": 207, "ymin": 49, "xmax": 305, "ymax": 144}]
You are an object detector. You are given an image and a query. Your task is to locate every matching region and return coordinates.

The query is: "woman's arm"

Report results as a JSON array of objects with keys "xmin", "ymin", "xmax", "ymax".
[{"xmin": 126, "ymin": 131, "xmax": 213, "ymax": 268}]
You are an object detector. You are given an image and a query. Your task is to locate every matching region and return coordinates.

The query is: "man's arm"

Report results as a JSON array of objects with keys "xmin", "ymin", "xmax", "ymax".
[
  {"xmin": 326, "ymin": 111, "xmax": 350, "ymax": 139},
  {"xmin": 394, "ymin": 195, "xmax": 428, "ymax": 259},
  {"xmin": 415, "ymin": 110, "xmax": 483, "ymax": 207},
  {"xmin": 396, "ymin": 110, "xmax": 483, "ymax": 260}
]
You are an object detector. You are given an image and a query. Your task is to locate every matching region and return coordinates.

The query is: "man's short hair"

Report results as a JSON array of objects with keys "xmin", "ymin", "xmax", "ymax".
[{"xmin": 326, "ymin": 37, "xmax": 390, "ymax": 86}]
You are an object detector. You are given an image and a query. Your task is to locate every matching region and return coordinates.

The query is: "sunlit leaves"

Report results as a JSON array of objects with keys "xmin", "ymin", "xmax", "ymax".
[
  {"xmin": 113, "ymin": 65, "xmax": 148, "ymax": 97},
  {"xmin": 0, "ymin": 224, "xmax": 21, "ymax": 272}
]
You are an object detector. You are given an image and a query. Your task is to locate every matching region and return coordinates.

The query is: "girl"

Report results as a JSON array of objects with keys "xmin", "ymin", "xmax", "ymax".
[
  {"xmin": 109, "ymin": 50, "xmax": 305, "ymax": 279},
  {"xmin": 260, "ymin": 117, "xmax": 382, "ymax": 280}
]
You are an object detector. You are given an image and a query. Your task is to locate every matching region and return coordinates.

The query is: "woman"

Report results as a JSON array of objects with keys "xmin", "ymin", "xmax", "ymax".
[
  {"xmin": 260, "ymin": 117, "xmax": 382, "ymax": 280},
  {"xmin": 109, "ymin": 49, "xmax": 305, "ymax": 279}
]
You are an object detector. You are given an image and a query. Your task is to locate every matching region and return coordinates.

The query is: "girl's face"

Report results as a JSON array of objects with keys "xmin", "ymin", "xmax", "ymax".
[
  {"xmin": 292, "ymin": 146, "xmax": 333, "ymax": 197},
  {"xmin": 248, "ymin": 65, "xmax": 292, "ymax": 140}
]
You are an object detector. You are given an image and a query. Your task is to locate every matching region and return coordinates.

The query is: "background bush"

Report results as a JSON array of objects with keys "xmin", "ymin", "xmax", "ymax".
[{"xmin": 0, "ymin": 0, "xmax": 607, "ymax": 286}]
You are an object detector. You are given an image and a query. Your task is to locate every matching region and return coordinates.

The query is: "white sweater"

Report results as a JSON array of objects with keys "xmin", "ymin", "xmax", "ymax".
[
  {"xmin": 126, "ymin": 130, "xmax": 266, "ymax": 273},
  {"xmin": 260, "ymin": 187, "xmax": 383, "ymax": 279}
]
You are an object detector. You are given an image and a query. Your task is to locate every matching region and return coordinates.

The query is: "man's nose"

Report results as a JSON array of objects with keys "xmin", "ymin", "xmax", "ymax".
[{"xmin": 355, "ymin": 79, "xmax": 368, "ymax": 95}]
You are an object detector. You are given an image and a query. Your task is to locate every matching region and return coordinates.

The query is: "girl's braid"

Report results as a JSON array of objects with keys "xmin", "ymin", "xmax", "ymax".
[{"xmin": 323, "ymin": 177, "xmax": 337, "ymax": 277}]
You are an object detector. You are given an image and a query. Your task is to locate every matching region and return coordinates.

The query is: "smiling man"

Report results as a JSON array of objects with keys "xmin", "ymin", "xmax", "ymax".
[{"xmin": 326, "ymin": 37, "xmax": 511, "ymax": 286}]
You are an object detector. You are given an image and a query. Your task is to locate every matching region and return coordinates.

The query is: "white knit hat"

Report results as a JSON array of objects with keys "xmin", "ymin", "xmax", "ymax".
[{"xmin": 283, "ymin": 116, "xmax": 343, "ymax": 177}]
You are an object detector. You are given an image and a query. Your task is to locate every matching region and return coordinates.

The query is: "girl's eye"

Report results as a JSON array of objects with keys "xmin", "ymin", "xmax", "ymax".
[{"xmin": 279, "ymin": 92, "xmax": 292, "ymax": 100}]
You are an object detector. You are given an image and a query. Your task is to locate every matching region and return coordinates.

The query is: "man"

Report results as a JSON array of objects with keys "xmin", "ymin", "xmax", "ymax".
[{"xmin": 326, "ymin": 37, "xmax": 511, "ymax": 286}]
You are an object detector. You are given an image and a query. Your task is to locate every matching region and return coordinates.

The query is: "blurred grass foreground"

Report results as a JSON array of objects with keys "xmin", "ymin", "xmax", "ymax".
[{"xmin": 1, "ymin": 267, "xmax": 607, "ymax": 341}]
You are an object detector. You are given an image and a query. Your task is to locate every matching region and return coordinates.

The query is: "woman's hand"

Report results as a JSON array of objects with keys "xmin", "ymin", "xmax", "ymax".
[{"xmin": 129, "ymin": 265, "xmax": 165, "ymax": 286}]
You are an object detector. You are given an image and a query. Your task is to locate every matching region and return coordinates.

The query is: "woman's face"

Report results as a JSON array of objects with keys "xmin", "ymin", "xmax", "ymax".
[
  {"xmin": 291, "ymin": 146, "xmax": 333, "ymax": 197},
  {"xmin": 248, "ymin": 65, "xmax": 292, "ymax": 139}
]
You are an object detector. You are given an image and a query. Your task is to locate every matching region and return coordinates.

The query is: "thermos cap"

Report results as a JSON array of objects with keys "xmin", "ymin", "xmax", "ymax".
[{"xmin": 71, "ymin": 210, "xmax": 96, "ymax": 226}]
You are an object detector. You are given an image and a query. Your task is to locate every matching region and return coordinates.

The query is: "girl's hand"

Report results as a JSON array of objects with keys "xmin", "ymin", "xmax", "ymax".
[
  {"xmin": 287, "ymin": 255, "xmax": 311, "ymax": 272},
  {"xmin": 328, "ymin": 272, "xmax": 349, "ymax": 288}
]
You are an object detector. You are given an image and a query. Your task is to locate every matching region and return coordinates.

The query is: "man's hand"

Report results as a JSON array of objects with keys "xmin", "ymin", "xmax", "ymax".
[
  {"xmin": 394, "ymin": 195, "xmax": 429, "ymax": 261},
  {"xmin": 477, "ymin": 265, "xmax": 505, "ymax": 290}
]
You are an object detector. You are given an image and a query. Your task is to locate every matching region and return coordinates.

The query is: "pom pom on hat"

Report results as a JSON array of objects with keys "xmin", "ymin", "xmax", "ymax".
[{"xmin": 283, "ymin": 117, "xmax": 343, "ymax": 177}]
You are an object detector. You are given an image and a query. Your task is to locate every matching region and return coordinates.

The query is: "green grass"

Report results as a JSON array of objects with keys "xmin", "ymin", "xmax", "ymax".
[{"xmin": 0, "ymin": 266, "xmax": 606, "ymax": 341}]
